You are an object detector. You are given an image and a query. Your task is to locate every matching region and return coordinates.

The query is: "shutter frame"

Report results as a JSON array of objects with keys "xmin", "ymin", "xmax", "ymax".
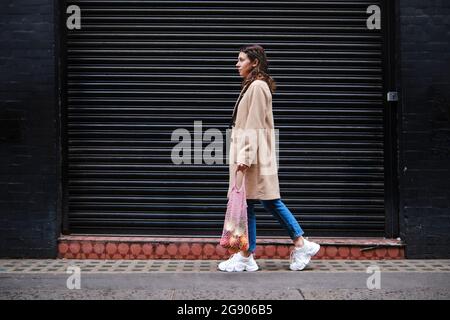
[{"xmin": 62, "ymin": 0, "xmax": 388, "ymax": 237}]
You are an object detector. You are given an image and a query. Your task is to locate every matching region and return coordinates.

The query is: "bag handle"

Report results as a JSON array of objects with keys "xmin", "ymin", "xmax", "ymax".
[{"xmin": 234, "ymin": 169, "xmax": 246, "ymax": 192}]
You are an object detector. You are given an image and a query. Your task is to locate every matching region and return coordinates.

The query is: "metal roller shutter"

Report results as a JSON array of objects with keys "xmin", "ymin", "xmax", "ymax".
[{"xmin": 62, "ymin": 0, "xmax": 390, "ymax": 237}]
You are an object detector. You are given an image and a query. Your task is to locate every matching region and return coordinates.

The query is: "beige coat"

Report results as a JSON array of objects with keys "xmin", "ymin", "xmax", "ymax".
[{"xmin": 227, "ymin": 80, "xmax": 280, "ymax": 200}]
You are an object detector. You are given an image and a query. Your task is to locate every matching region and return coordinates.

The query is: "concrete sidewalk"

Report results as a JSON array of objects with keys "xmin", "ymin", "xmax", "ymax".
[{"xmin": 1, "ymin": 259, "xmax": 449, "ymax": 300}]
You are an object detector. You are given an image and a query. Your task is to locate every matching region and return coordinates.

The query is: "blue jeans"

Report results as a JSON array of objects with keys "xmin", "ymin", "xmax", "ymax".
[{"xmin": 246, "ymin": 199, "xmax": 304, "ymax": 253}]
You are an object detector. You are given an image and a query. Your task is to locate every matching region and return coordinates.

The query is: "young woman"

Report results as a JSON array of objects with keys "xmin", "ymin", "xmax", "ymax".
[{"xmin": 218, "ymin": 44, "xmax": 320, "ymax": 272}]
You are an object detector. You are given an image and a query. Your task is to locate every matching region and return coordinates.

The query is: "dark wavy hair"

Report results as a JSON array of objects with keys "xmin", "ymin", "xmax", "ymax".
[{"xmin": 239, "ymin": 44, "xmax": 276, "ymax": 93}]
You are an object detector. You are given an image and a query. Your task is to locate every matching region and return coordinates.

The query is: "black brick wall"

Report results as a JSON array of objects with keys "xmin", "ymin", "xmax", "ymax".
[
  {"xmin": 0, "ymin": 0, "xmax": 60, "ymax": 258},
  {"xmin": 398, "ymin": 0, "xmax": 450, "ymax": 258}
]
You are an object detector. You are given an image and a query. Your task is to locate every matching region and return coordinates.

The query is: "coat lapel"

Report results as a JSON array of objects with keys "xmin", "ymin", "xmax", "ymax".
[{"xmin": 229, "ymin": 83, "xmax": 251, "ymax": 128}]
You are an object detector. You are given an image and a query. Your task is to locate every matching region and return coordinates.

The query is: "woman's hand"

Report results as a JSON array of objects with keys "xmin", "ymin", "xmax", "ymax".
[
  {"xmin": 237, "ymin": 163, "xmax": 249, "ymax": 172},
  {"xmin": 235, "ymin": 163, "xmax": 249, "ymax": 189}
]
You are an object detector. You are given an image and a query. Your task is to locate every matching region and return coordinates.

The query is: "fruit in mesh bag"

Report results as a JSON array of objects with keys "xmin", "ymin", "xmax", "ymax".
[
  {"xmin": 229, "ymin": 235, "xmax": 240, "ymax": 248},
  {"xmin": 239, "ymin": 235, "xmax": 249, "ymax": 251},
  {"xmin": 232, "ymin": 222, "xmax": 247, "ymax": 236},
  {"xmin": 220, "ymin": 233, "xmax": 231, "ymax": 247},
  {"xmin": 225, "ymin": 221, "xmax": 235, "ymax": 232},
  {"xmin": 232, "ymin": 227, "xmax": 243, "ymax": 237}
]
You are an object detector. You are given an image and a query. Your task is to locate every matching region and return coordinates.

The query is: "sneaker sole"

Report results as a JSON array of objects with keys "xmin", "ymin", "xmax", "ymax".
[
  {"xmin": 218, "ymin": 263, "xmax": 259, "ymax": 272},
  {"xmin": 245, "ymin": 265, "xmax": 259, "ymax": 272},
  {"xmin": 289, "ymin": 262, "xmax": 306, "ymax": 271}
]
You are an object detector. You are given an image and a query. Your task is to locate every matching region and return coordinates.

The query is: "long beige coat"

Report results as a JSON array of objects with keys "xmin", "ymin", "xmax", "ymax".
[{"xmin": 227, "ymin": 80, "xmax": 280, "ymax": 200}]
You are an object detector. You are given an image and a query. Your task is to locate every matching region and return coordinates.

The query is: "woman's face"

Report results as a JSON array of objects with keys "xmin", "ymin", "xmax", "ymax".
[{"xmin": 236, "ymin": 52, "xmax": 257, "ymax": 78}]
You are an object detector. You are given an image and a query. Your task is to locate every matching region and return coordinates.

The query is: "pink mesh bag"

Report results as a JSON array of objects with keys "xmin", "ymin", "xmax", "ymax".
[{"xmin": 220, "ymin": 172, "xmax": 249, "ymax": 252}]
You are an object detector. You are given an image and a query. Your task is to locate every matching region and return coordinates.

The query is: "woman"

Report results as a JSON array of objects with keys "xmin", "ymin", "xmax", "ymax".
[{"xmin": 218, "ymin": 44, "xmax": 320, "ymax": 272}]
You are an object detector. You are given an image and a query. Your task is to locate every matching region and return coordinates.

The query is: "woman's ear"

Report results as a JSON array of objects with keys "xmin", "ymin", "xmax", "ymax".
[{"xmin": 252, "ymin": 59, "xmax": 259, "ymax": 68}]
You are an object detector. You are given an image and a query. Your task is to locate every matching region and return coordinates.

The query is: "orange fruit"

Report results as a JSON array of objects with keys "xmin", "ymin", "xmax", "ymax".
[
  {"xmin": 239, "ymin": 235, "xmax": 249, "ymax": 251},
  {"xmin": 229, "ymin": 235, "xmax": 240, "ymax": 248},
  {"xmin": 220, "ymin": 237, "xmax": 230, "ymax": 247}
]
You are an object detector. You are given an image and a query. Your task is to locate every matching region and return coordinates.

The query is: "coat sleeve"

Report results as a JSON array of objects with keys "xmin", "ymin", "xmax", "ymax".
[{"xmin": 236, "ymin": 83, "xmax": 269, "ymax": 167}]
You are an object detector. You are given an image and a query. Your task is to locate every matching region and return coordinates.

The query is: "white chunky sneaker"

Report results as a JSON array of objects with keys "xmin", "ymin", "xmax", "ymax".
[
  {"xmin": 218, "ymin": 252, "xmax": 259, "ymax": 272},
  {"xmin": 289, "ymin": 239, "xmax": 321, "ymax": 271}
]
